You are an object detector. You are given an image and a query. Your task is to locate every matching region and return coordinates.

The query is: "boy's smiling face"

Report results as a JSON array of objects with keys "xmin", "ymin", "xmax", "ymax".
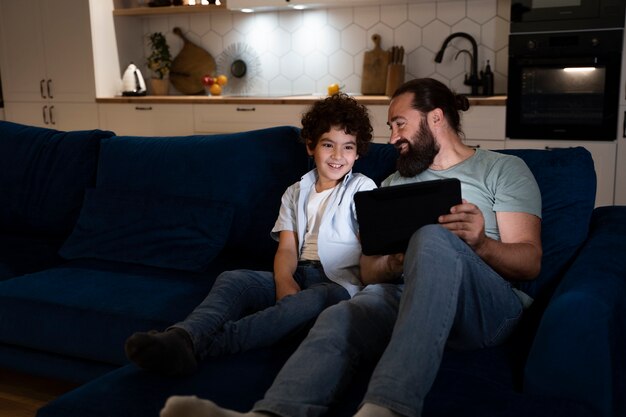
[{"xmin": 308, "ymin": 126, "xmax": 359, "ymax": 192}]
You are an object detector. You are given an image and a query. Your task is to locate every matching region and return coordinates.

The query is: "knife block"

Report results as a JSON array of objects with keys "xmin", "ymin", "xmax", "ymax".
[{"xmin": 385, "ymin": 64, "xmax": 405, "ymax": 97}]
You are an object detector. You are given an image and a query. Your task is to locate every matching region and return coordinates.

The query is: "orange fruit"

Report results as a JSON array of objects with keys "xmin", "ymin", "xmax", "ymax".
[
  {"xmin": 216, "ymin": 75, "xmax": 228, "ymax": 86},
  {"xmin": 209, "ymin": 83, "xmax": 222, "ymax": 96},
  {"xmin": 327, "ymin": 83, "xmax": 340, "ymax": 95}
]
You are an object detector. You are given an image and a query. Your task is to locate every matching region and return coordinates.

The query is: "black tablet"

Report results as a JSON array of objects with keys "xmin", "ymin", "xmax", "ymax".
[{"xmin": 355, "ymin": 178, "xmax": 462, "ymax": 256}]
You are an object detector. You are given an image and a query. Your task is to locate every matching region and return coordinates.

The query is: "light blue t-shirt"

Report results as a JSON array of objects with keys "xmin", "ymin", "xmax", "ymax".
[
  {"xmin": 271, "ymin": 169, "xmax": 377, "ymax": 297},
  {"xmin": 382, "ymin": 149, "xmax": 542, "ymax": 241}
]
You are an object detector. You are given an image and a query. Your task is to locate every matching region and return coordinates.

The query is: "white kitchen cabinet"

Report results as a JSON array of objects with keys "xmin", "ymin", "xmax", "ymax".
[
  {"xmin": 463, "ymin": 106, "xmax": 506, "ymax": 150},
  {"xmin": 4, "ymin": 102, "xmax": 99, "ymax": 131},
  {"xmin": 504, "ymin": 139, "xmax": 617, "ymax": 208},
  {"xmin": 98, "ymin": 103, "xmax": 195, "ymax": 136},
  {"xmin": 0, "ymin": 0, "xmax": 98, "ymax": 128},
  {"xmin": 193, "ymin": 104, "xmax": 307, "ymax": 133},
  {"xmin": 368, "ymin": 105, "xmax": 390, "ymax": 144}
]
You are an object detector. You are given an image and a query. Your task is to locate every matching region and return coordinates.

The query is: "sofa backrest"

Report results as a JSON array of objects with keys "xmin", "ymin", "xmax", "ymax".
[
  {"xmin": 0, "ymin": 121, "xmax": 114, "ymax": 237},
  {"xmin": 499, "ymin": 147, "xmax": 596, "ymax": 300},
  {"xmin": 61, "ymin": 127, "xmax": 310, "ymax": 271}
]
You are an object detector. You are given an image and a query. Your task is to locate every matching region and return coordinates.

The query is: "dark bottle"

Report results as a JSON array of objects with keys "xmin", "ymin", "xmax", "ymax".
[{"xmin": 482, "ymin": 60, "xmax": 494, "ymax": 96}]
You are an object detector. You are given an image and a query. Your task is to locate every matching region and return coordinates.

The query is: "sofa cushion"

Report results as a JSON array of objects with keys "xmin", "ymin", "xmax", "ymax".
[
  {"xmin": 525, "ymin": 206, "xmax": 626, "ymax": 417},
  {"xmin": 0, "ymin": 259, "xmax": 226, "ymax": 366},
  {"xmin": 352, "ymin": 143, "xmax": 398, "ymax": 185},
  {"xmin": 0, "ymin": 121, "xmax": 114, "ymax": 236},
  {"xmin": 92, "ymin": 126, "xmax": 309, "ymax": 266},
  {"xmin": 59, "ymin": 188, "xmax": 233, "ymax": 272},
  {"xmin": 499, "ymin": 147, "xmax": 596, "ymax": 300}
]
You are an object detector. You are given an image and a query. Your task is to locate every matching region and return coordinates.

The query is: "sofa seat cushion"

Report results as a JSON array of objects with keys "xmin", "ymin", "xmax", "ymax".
[
  {"xmin": 0, "ymin": 121, "xmax": 114, "ymax": 236},
  {"xmin": 59, "ymin": 188, "xmax": 233, "ymax": 272},
  {"xmin": 0, "ymin": 259, "xmax": 227, "ymax": 366}
]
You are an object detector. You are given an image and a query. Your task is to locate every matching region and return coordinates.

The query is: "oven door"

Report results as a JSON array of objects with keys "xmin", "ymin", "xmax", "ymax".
[{"xmin": 506, "ymin": 33, "xmax": 622, "ymax": 140}]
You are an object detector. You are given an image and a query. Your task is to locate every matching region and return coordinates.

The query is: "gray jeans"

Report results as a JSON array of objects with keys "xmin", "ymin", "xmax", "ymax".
[{"xmin": 254, "ymin": 225, "xmax": 524, "ymax": 417}]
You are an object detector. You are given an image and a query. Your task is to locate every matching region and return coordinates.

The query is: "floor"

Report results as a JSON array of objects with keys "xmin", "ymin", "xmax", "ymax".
[{"xmin": 0, "ymin": 369, "xmax": 77, "ymax": 417}]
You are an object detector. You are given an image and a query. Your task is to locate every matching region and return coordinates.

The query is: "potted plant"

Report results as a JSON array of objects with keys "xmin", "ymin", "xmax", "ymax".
[{"xmin": 147, "ymin": 32, "xmax": 172, "ymax": 95}]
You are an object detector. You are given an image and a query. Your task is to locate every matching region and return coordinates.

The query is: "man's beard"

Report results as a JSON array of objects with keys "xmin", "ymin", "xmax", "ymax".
[{"xmin": 396, "ymin": 119, "xmax": 439, "ymax": 177}]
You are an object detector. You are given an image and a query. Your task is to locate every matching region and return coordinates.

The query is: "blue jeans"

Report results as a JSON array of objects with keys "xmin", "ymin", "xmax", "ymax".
[
  {"xmin": 173, "ymin": 264, "xmax": 349, "ymax": 358},
  {"xmin": 254, "ymin": 225, "xmax": 524, "ymax": 417}
]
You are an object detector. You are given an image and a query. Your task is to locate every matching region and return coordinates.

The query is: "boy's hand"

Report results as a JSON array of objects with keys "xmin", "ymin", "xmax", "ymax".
[{"xmin": 275, "ymin": 277, "xmax": 301, "ymax": 301}]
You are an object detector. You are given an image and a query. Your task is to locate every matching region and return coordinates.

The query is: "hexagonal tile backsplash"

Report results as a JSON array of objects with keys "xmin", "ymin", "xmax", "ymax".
[{"xmin": 144, "ymin": 0, "xmax": 511, "ymax": 96}]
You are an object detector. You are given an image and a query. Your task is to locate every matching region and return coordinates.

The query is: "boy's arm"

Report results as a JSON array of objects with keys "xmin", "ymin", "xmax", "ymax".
[{"xmin": 273, "ymin": 230, "xmax": 301, "ymax": 300}]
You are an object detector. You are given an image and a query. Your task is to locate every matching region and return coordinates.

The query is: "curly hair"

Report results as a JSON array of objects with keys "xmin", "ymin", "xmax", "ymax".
[{"xmin": 300, "ymin": 93, "xmax": 373, "ymax": 156}]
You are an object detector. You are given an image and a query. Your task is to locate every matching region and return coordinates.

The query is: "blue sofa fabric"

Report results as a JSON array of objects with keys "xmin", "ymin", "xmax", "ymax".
[
  {"xmin": 0, "ymin": 121, "xmax": 114, "ymax": 280},
  {"xmin": 0, "ymin": 121, "xmax": 113, "ymax": 236},
  {"xmin": 525, "ymin": 205, "xmax": 626, "ymax": 417},
  {"xmin": 59, "ymin": 188, "xmax": 234, "ymax": 272}
]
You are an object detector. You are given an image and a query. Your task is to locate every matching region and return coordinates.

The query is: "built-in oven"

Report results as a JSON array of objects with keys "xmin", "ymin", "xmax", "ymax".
[
  {"xmin": 510, "ymin": 0, "xmax": 625, "ymax": 33},
  {"xmin": 506, "ymin": 29, "xmax": 623, "ymax": 140}
]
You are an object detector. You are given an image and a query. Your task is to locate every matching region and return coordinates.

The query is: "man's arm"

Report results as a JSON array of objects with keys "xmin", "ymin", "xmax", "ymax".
[
  {"xmin": 439, "ymin": 201, "xmax": 542, "ymax": 281},
  {"xmin": 273, "ymin": 230, "xmax": 301, "ymax": 300}
]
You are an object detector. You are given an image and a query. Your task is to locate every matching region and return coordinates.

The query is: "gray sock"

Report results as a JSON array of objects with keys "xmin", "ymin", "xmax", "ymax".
[{"xmin": 354, "ymin": 403, "xmax": 404, "ymax": 417}]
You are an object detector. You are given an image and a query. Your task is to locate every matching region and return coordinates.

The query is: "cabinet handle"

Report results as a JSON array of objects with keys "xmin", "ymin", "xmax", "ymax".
[
  {"xmin": 47, "ymin": 79, "xmax": 53, "ymax": 99},
  {"xmin": 49, "ymin": 105, "xmax": 55, "ymax": 125},
  {"xmin": 135, "ymin": 106, "xmax": 153, "ymax": 111},
  {"xmin": 236, "ymin": 107, "xmax": 256, "ymax": 112},
  {"xmin": 40, "ymin": 79, "xmax": 47, "ymax": 99},
  {"xmin": 544, "ymin": 146, "xmax": 573, "ymax": 150},
  {"xmin": 42, "ymin": 105, "xmax": 49, "ymax": 124},
  {"xmin": 468, "ymin": 144, "xmax": 481, "ymax": 149}
]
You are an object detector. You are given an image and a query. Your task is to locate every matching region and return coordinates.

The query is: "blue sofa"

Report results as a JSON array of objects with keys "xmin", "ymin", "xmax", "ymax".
[{"xmin": 0, "ymin": 120, "xmax": 624, "ymax": 417}]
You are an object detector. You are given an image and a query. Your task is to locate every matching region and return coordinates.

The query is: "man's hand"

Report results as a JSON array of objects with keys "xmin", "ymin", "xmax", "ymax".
[
  {"xmin": 360, "ymin": 252, "xmax": 404, "ymax": 285},
  {"xmin": 438, "ymin": 200, "xmax": 486, "ymax": 252},
  {"xmin": 275, "ymin": 276, "xmax": 301, "ymax": 301}
]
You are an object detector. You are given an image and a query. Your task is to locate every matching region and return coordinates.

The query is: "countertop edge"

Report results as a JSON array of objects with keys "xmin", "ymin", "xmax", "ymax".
[{"xmin": 96, "ymin": 95, "xmax": 507, "ymax": 106}]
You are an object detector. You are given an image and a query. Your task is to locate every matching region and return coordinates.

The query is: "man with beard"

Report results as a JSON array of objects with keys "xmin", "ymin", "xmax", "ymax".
[{"xmin": 159, "ymin": 78, "xmax": 543, "ymax": 417}]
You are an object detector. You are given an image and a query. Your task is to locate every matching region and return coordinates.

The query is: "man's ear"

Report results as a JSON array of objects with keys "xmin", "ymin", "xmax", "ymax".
[{"xmin": 429, "ymin": 108, "xmax": 444, "ymax": 127}]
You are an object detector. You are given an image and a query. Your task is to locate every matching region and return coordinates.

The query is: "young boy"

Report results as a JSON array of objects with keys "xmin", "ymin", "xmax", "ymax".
[{"xmin": 124, "ymin": 93, "xmax": 376, "ymax": 376}]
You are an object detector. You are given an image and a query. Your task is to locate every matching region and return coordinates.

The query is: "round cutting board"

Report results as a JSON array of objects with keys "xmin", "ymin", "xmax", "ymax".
[{"xmin": 170, "ymin": 27, "xmax": 216, "ymax": 95}]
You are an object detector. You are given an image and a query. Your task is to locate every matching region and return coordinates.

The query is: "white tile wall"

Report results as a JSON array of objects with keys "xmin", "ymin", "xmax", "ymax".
[{"xmin": 142, "ymin": 0, "xmax": 511, "ymax": 96}]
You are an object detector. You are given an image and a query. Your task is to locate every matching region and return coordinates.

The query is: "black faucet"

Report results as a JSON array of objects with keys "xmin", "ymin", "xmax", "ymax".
[{"xmin": 434, "ymin": 32, "xmax": 482, "ymax": 96}]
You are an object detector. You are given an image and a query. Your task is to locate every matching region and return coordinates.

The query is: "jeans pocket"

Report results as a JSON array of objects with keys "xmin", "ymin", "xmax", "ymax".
[{"xmin": 487, "ymin": 308, "xmax": 523, "ymax": 346}]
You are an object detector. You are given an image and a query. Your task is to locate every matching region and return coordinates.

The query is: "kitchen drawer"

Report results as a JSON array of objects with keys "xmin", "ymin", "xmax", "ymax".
[
  {"xmin": 193, "ymin": 104, "xmax": 307, "ymax": 133},
  {"xmin": 98, "ymin": 103, "xmax": 194, "ymax": 136}
]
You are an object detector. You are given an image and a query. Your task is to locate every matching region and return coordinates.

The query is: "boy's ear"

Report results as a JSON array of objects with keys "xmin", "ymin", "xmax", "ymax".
[{"xmin": 306, "ymin": 139, "xmax": 314, "ymax": 156}]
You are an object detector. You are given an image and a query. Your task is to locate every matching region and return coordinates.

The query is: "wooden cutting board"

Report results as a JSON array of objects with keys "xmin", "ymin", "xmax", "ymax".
[
  {"xmin": 170, "ymin": 27, "xmax": 216, "ymax": 95},
  {"xmin": 361, "ymin": 34, "xmax": 390, "ymax": 95}
]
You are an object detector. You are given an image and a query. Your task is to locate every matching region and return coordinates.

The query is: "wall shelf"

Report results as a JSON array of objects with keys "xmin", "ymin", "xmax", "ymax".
[{"xmin": 113, "ymin": 4, "xmax": 226, "ymax": 16}]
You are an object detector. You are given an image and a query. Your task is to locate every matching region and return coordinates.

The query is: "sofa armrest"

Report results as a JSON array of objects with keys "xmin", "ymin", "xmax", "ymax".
[{"xmin": 524, "ymin": 206, "xmax": 626, "ymax": 417}]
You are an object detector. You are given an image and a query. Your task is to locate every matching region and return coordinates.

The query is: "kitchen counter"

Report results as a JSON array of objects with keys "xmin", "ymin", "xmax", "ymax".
[{"xmin": 96, "ymin": 95, "xmax": 507, "ymax": 106}]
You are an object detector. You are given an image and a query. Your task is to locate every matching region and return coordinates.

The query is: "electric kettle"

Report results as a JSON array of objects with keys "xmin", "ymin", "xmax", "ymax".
[{"xmin": 122, "ymin": 63, "xmax": 147, "ymax": 96}]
